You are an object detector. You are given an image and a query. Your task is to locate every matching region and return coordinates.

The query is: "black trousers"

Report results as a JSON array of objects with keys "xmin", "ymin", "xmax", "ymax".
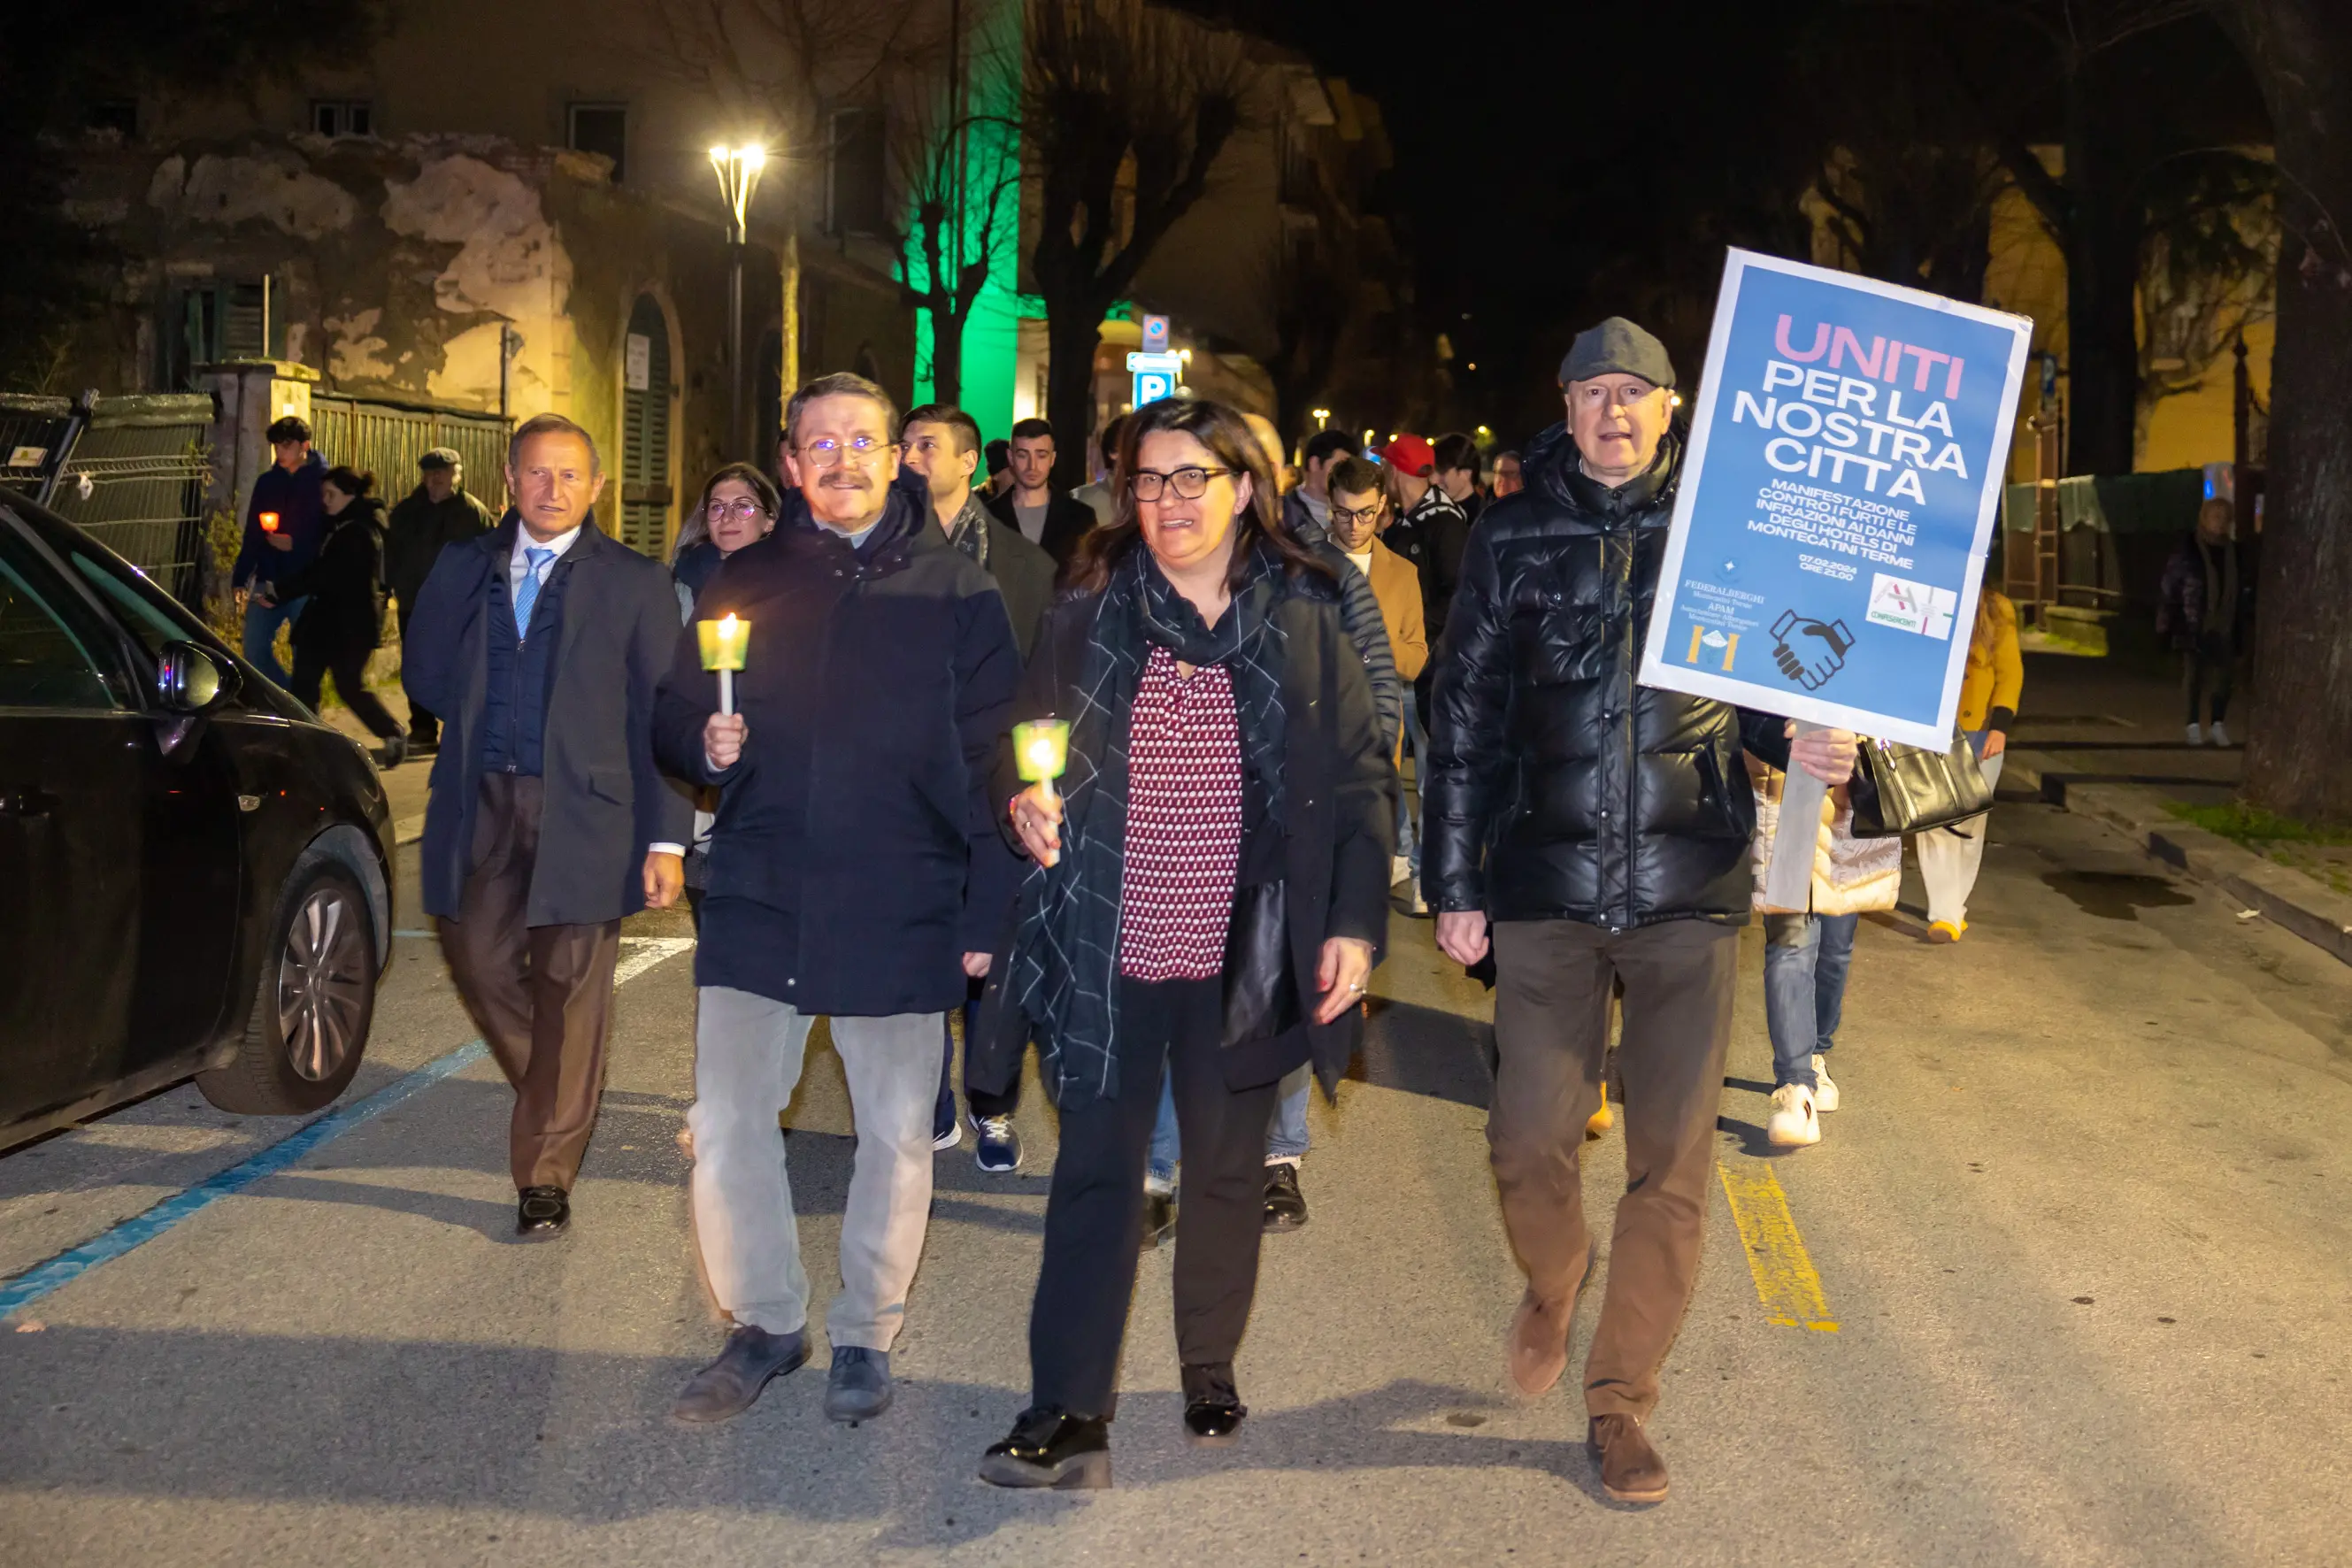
[
  {"xmin": 396, "ymin": 604, "xmax": 439, "ymax": 745},
  {"xmin": 290, "ymin": 644, "xmax": 404, "ymax": 742},
  {"xmin": 2183, "ymin": 634, "xmax": 2235, "ymax": 726},
  {"xmin": 937, "ymin": 982, "xmax": 1018, "ymax": 1136},
  {"xmin": 1029, "ymin": 975, "xmax": 1278, "ymax": 1418}
]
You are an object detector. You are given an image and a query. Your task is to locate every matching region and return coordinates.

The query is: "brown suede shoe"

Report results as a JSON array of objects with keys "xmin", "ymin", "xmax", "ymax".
[
  {"xmin": 1505, "ymin": 1289, "xmax": 1572, "ymax": 1398},
  {"xmin": 1587, "ymin": 1413, "xmax": 1669, "ymax": 1503}
]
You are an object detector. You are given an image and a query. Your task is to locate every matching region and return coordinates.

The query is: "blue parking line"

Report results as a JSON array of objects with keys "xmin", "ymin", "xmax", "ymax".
[{"xmin": 0, "ymin": 1040, "xmax": 488, "ymax": 1318}]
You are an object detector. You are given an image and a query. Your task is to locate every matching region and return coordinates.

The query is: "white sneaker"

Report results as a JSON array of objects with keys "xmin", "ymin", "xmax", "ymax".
[
  {"xmin": 1810, "ymin": 1055, "xmax": 1840, "ymax": 1111},
  {"xmin": 2185, "ymin": 723, "xmax": 2203, "ymax": 746},
  {"xmin": 2210, "ymin": 720, "xmax": 2232, "ymax": 748},
  {"xmin": 1391, "ymin": 854, "xmax": 1412, "ymax": 887},
  {"xmin": 1767, "ymin": 1084, "xmax": 1820, "ymax": 1147}
]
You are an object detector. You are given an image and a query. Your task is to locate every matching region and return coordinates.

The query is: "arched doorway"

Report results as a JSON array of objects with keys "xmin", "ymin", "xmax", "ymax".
[{"xmin": 620, "ymin": 293, "xmax": 674, "ymax": 557}]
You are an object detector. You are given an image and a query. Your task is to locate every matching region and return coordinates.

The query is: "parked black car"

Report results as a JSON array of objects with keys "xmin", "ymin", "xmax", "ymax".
[{"xmin": 0, "ymin": 493, "xmax": 393, "ymax": 1150}]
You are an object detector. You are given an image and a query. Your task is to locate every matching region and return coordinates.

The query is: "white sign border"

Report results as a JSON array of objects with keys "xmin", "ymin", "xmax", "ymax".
[{"xmin": 1637, "ymin": 247, "xmax": 2034, "ymax": 749}]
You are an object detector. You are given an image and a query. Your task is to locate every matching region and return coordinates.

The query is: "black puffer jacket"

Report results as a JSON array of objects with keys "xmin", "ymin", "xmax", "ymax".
[{"xmin": 1424, "ymin": 423, "xmax": 1789, "ymax": 929}]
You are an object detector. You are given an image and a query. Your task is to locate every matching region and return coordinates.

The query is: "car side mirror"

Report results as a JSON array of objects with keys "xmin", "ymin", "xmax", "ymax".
[{"xmin": 158, "ymin": 640, "xmax": 239, "ymax": 714}]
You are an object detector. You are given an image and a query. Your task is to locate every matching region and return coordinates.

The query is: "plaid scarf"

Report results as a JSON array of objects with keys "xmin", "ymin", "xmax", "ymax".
[{"xmin": 1008, "ymin": 540, "xmax": 1291, "ymax": 1108}]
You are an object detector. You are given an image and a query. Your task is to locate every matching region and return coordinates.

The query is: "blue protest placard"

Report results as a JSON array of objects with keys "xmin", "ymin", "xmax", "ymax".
[{"xmin": 1637, "ymin": 249, "xmax": 2033, "ymax": 748}]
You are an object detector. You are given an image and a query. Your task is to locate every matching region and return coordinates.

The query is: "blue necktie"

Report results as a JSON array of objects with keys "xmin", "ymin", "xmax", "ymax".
[{"xmin": 512, "ymin": 546, "xmax": 555, "ymax": 638}]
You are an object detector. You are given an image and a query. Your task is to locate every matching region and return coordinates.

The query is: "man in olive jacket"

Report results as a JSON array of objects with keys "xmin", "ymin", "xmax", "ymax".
[
  {"xmin": 384, "ymin": 448, "xmax": 494, "ymax": 750},
  {"xmin": 1424, "ymin": 318, "xmax": 1856, "ymax": 1506}
]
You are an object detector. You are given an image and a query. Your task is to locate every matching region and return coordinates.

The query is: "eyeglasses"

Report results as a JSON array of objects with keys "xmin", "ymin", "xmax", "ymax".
[
  {"xmin": 1129, "ymin": 465, "xmax": 1235, "ymax": 502},
  {"xmin": 708, "ymin": 499, "xmax": 771, "ymax": 522},
  {"xmin": 1576, "ymin": 380, "xmax": 1662, "ymax": 409},
  {"xmin": 1330, "ymin": 503, "xmax": 1383, "ymax": 527},
  {"xmin": 798, "ymin": 434, "xmax": 898, "ymax": 468}
]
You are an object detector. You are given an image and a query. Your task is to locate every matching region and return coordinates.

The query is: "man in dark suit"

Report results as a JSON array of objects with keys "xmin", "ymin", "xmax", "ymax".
[
  {"xmin": 903, "ymin": 401, "xmax": 1050, "ymax": 1175},
  {"xmin": 403, "ymin": 412, "xmax": 691, "ymax": 1239},
  {"xmin": 383, "ymin": 448, "xmax": 494, "ymax": 752},
  {"xmin": 984, "ymin": 417, "xmax": 1097, "ymax": 575}
]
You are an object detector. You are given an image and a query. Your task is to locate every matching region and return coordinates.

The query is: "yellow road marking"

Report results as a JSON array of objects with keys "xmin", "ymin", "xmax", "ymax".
[{"xmin": 1718, "ymin": 1161, "xmax": 1839, "ymax": 1332}]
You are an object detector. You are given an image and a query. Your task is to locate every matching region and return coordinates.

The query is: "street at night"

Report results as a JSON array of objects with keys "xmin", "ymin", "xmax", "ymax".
[{"xmin": 6, "ymin": 0, "xmax": 2352, "ymax": 1562}]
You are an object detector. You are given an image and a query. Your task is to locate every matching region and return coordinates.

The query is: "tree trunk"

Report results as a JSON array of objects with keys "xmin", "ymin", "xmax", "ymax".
[
  {"xmin": 2063, "ymin": 58, "xmax": 2144, "ymax": 478},
  {"xmin": 1044, "ymin": 301, "xmax": 1106, "ymax": 494},
  {"xmin": 930, "ymin": 302, "xmax": 964, "ymax": 409},
  {"xmin": 2214, "ymin": 0, "xmax": 2352, "ymax": 824}
]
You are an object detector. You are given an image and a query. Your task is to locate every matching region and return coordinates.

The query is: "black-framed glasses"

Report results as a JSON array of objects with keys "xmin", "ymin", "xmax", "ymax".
[
  {"xmin": 1129, "ymin": 465, "xmax": 1234, "ymax": 502},
  {"xmin": 1330, "ymin": 503, "xmax": 1383, "ymax": 527},
  {"xmin": 799, "ymin": 434, "xmax": 898, "ymax": 468}
]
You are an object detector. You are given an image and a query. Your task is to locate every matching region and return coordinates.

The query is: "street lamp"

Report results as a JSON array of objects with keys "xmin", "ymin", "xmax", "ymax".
[
  {"xmin": 1312, "ymin": 407, "xmax": 1332, "ymax": 430},
  {"xmin": 709, "ymin": 142, "xmax": 767, "ymax": 460}
]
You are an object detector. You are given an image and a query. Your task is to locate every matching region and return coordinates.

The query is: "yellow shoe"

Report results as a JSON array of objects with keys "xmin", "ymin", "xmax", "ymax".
[
  {"xmin": 1928, "ymin": 919, "xmax": 1966, "ymax": 943},
  {"xmin": 1585, "ymin": 1080, "xmax": 1613, "ymax": 1139}
]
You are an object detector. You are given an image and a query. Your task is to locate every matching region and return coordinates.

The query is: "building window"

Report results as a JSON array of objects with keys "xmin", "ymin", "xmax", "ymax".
[
  {"xmin": 87, "ymin": 101, "xmax": 139, "ymax": 140},
  {"xmin": 569, "ymin": 104, "xmax": 628, "ymax": 183},
  {"xmin": 826, "ymin": 108, "xmax": 888, "ymax": 236},
  {"xmin": 312, "ymin": 100, "xmax": 373, "ymax": 138}
]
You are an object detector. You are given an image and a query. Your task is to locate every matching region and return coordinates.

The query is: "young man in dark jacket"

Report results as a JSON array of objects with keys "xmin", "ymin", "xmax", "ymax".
[
  {"xmin": 232, "ymin": 415, "xmax": 329, "ymax": 688},
  {"xmin": 384, "ymin": 448, "xmax": 495, "ymax": 751},
  {"xmin": 903, "ymin": 400, "xmax": 1054, "ymax": 1174},
  {"xmin": 657, "ymin": 373, "xmax": 1020, "ymax": 1430},
  {"xmin": 1426, "ymin": 318, "xmax": 1856, "ymax": 1506},
  {"xmin": 985, "ymin": 417, "xmax": 1097, "ymax": 573}
]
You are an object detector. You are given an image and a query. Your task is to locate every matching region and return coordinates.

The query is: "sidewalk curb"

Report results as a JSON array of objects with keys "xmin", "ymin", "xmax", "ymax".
[
  {"xmin": 2010, "ymin": 749, "xmax": 2352, "ymax": 968},
  {"xmin": 393, "ymin": 813, "xmax": 425, "ymax": 846}
]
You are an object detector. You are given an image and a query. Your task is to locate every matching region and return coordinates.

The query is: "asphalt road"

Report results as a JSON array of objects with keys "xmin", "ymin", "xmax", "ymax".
[{"xmin": 4, "ymin": 787, "xmax": 2348, "ymax": 1566}]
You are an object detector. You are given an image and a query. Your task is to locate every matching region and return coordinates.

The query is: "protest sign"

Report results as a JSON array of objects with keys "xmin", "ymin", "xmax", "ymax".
[{"xmin": 1638, "ymin": 248, "xmax": 2033, "ymax": 749}]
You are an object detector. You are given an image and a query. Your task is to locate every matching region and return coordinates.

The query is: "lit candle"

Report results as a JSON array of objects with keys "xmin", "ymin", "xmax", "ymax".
[
  {"xmin": 257, "ymin": 511, "xmax": 281, "ymax": 534},
  {"xmin": 1011, "ymin": 718, "xmax": 1072, "ymax": 807},
  {"xmin": 696, "ymin": 612, "xmax": 750, "ymax": 715}
]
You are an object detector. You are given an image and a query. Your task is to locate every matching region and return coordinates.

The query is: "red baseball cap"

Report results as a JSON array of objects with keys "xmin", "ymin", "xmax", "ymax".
[{"xmin": 1380, "ymin": 434, "xmax": 1435, "ymax": 476}]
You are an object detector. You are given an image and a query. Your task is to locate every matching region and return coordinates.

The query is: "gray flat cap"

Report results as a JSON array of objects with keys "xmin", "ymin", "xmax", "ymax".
[
  {"xmin": 419, "ymin": 447, "xmax": 461, "ymax": 470},
  {"xmin": 1559, "ymin": 317, "xmax": 1676, "ymax": 389}
]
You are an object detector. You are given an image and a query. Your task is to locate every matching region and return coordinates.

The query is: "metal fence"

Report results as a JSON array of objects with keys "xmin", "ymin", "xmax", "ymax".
[
  {"xmin": 311, "ymin": 395, "xmax": 511, "ymax": 512},
  {"xmin": 2, "ymin": 392, "xmax": 216, "ymax": 604}
]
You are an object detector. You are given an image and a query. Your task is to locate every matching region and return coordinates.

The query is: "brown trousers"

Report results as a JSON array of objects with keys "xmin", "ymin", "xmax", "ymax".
[
  {"xmin": 1488, "ymin": 917, "xmax": 1737, "ymax": 1421},
  {"xmin": 438, "ymin": 773, "xmax": 622, "ymax": 1192}
]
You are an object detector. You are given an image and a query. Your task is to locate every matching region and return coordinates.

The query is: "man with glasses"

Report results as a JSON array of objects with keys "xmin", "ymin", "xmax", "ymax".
[
  {"xmin": 1426, "ymin": 319, "xmax": 1856, "ymax": 1504},
  {"xmin": 657, "ymin": 373, "xmax": 1022, "ymax": 1428}
]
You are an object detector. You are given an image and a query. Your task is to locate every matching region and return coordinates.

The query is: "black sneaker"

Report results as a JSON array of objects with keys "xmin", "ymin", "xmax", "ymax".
[
  {"xmin": 1144, "ymin": 1191, "xmax": 1177, "ymax": 1249},
  {"xmin": 1262, "ymin": 1163, "xmax": 1309, "ymax": 1232},
  {"xmin": 374, "ymin": 733, "xmax": 408, "ymax": 770},
  {"xmin": 972, "ymin": 1112, "xmax": 1023, "ymax": 1173},
  {"xmin": 980, "ymin": 1407, "xmax": 1112, "ymax": 1489}
]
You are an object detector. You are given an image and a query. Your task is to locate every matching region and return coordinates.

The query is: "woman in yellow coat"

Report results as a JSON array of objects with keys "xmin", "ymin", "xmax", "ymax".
[{"xmin": 1918, "ymin": 586, "xmax": 2023, "ymax": 940}]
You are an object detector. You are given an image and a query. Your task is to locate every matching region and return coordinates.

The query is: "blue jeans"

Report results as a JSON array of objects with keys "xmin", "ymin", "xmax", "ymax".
[
  {"xmin": 242, "ymin": 595, "xmax": 307, "ymax": 688},
  {"xmin": 1396, "ymin": 700, "xmax": 1427, "ymax": 877},
  {"xmin": 1763, "ymin": 911, "xmax": 1856, "ymax": 1091},
  {"xmin": 1146, "ymin": 1062, "xmax": 1311, "ymax": 1189}
]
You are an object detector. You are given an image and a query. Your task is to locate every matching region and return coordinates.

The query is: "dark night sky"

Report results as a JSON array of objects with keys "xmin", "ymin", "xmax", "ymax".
[{"xmin": 1188, "ymin": 0, "xmax": 2268, "ymax": 445}]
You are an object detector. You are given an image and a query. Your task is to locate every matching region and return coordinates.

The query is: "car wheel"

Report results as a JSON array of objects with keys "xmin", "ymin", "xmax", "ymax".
[{"xmin": 196, "ymin": 859, "xmax": 376, "ymax": 1114}]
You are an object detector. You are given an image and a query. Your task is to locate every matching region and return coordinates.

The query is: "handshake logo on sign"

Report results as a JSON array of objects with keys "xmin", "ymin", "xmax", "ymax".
[{"xmin": 1770, "ymin": 610, "xmax": 1855, "ymax": 690}]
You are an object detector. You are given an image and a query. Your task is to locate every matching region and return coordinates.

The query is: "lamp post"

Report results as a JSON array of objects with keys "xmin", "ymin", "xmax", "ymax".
[
  {"xmin": 708, "ymin": 143, "xmax": 767, "ymax": 461},
  {"xmin": 1312, "ymin": 406, "xmax": 1332, "ymax": 431}
]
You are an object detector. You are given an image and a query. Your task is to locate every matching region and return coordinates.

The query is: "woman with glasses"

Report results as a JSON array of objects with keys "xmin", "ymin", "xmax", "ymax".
[
  {"xmin": 670, "ymin": 464, "xmax": 782, "ymax": 926},
  {"xmin": 970, "ymin": 396, "xmax": 1395, "ymax": 1488}
]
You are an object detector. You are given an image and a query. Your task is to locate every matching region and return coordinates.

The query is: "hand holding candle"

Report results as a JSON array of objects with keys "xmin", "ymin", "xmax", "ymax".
[
  {"xmin": 1010, "ymin": 718, "xmax": 1072, "ymax": 867},
  {"xmin": 257, "ymin": 511, "xmax": 281, "ymax": 534},
  {"xmin": 696, "ymin": 611, "xmax": 750, "ymax": 715}
]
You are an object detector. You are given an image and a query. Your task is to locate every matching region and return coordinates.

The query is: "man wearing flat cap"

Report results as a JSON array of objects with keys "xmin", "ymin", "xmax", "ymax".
[
  {"xmin": 386, "ymin": 448, "xmax": 495, "ymax": 752},
  {"xmin": 1423, "ymin": 317, "xmax": 1856, "ymax": 1504}
]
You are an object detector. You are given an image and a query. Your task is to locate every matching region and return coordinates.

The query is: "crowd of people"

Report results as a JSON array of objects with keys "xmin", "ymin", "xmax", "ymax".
[{"xmin": 233, "ymin": 311, "xmax": 2064, "ymax": 1505}]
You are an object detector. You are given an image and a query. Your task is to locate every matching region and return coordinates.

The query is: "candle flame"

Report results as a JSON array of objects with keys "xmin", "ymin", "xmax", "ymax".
[{"xmin": 719, "ymin": 612, "xmax": 739, "ymax": 634}]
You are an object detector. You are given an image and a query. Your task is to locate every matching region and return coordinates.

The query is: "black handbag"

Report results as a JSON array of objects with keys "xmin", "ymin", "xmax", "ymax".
[
  {"xmin": 1219, "ymin": 878, "xmax": 1300, "ymax": 1049},
  {"xmin": 1848, "ymin": 731, "xmax": 1995, "ymax": 839}
]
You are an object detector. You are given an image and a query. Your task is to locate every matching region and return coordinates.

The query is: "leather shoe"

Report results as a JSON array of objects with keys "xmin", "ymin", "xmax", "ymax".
[
  {"xmin": 515, "ymin": 1186, "xmax": 569, "ymax": 1237},
  {"xmin": 1587, "ymin": 1412, "xmax": 1669, "ymax": 1503},
  {"xmin": 1143, "ymin": 1191, "xmax": 1177, "ymax": 1250},
  {"xmin": 823, "ymin": 1346, "xmax": 893, "ymax": 1423},
  {"xmin": 672, "ymin": 1325, "xmax": 808, "ymax": 1422},
  {"xmin": 1506, "ymin": 1249, "xmax": 1594, "ymax": 1398},
  {"xmin": 1180, "ymin": 1362, "xmax": 1246, "ymax": 1447},
  {"xmin": 1261, "ymin": 1163, "xmax": 1309, "ymax": 1232},
  {"xmin": 979, "ymin": 1407, "xmax": 1113, "ymax": 1489}
]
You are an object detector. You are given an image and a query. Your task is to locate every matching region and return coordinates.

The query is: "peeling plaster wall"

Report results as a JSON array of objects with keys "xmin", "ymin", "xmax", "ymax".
[{"xmin": 63, "ymin": 132, "xmax": 781, "ymax": 550}]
